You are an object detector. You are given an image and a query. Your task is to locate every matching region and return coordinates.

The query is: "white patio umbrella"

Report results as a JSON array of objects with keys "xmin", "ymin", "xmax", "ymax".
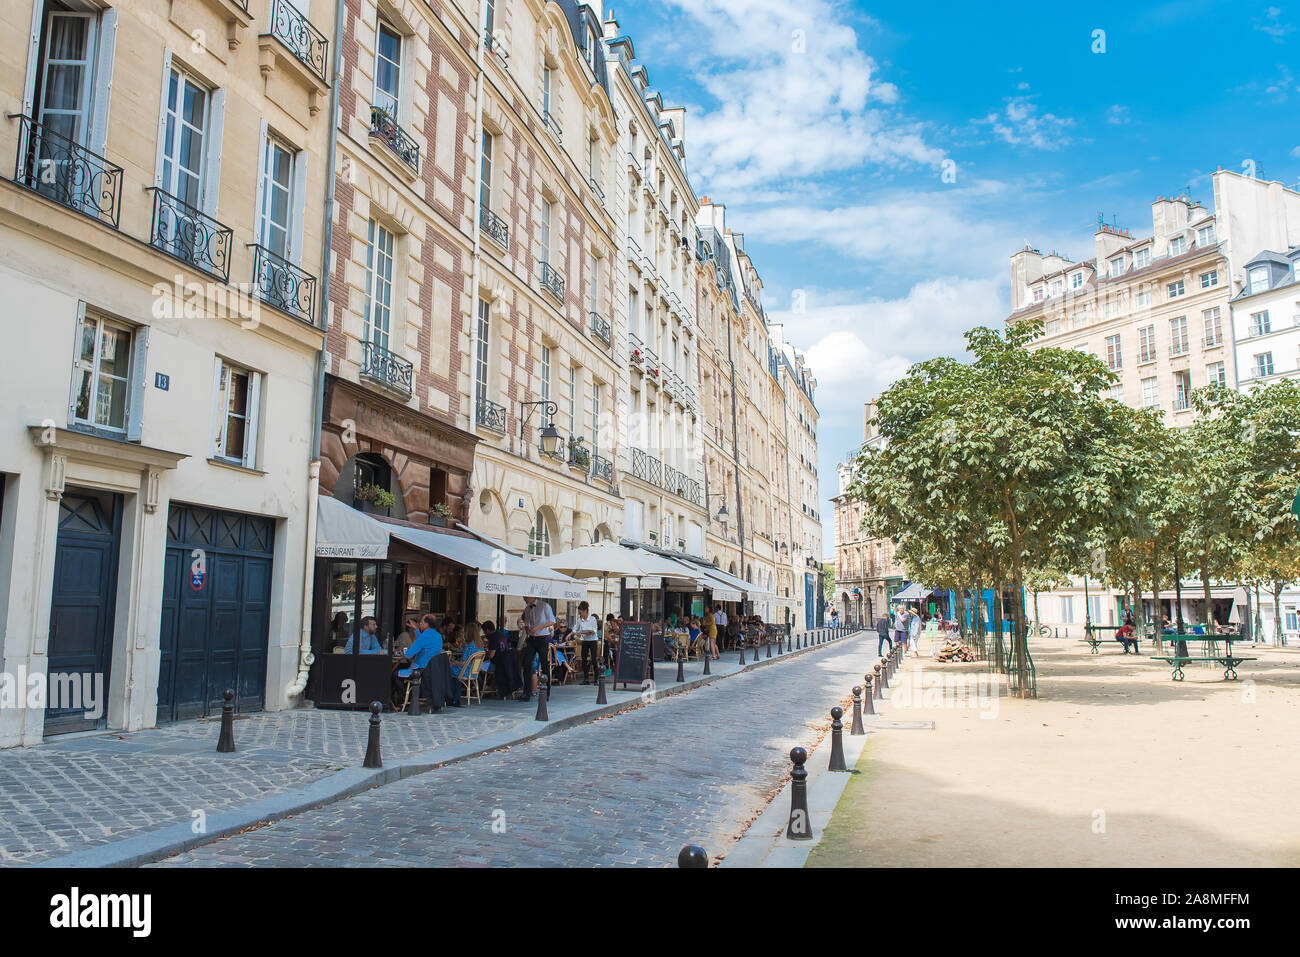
[{"xmin": 533, "ymin": 541, "xmax": 658, "ymax": 619}]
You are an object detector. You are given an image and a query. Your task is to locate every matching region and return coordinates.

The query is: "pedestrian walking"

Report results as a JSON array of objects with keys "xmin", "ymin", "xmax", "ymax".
[
  {"xmin": 907, "ymin": 607, "xmax": 922, "ymax": 656},
  {"xmin": 875, "ymin": 614, "xmax": 892, "ymax": 656}
]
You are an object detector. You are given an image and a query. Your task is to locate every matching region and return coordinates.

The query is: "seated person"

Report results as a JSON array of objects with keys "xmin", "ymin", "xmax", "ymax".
[
  {"xmin": 393, "ymin": 614, "xmax": 422, "ymax": 657},
  {"xmin": 482, "ymin": 620, "xmax": 521, "ymax": 699},
  {"xmin": 449, "ymin": 624, "xmax": 484, "ymax": 679},
  {"xmin": 344, "ymin": 616, "xmax": 386, "ymax": 654},
  {"xmin": 548, "ymin": 632, "xmax": 575, "ymax": 684},
  {"xmin": 1115, "ymin": 622, "xmax": 1140, "ymax": 654}
]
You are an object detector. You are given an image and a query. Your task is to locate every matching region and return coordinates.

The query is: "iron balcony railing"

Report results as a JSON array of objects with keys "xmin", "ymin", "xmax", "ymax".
[
  {"xmin": 627, "ymin": 235, "xmax": 642, "ymax": 259},
  {"xmin": 10, "ymin": 113, "xmax": 123, "ymax": 228},
  {"xmin": 480, "ymin": 206, "xmax": 509, "ymax": 249},
  {"xmin": 540, "ymin": 261, "xmax": 565, "ymax": 302},
  {"xmin": 647, "ymin": 455, "xmax": 663, "ymax": 487},
  {"xmin": 663, "ymin": 463, "xmax": 684, "ymax": 495},
  {"xmin": 626, "ymin": 152, "xmax": 641, "ymax": 177},
  {"xmin": 567, "ymin": 438, "xmax": 591, "ymax": 472},
  {"xmin": 630, "ymin": 447, "xmax": 648, "ymax": 481},
  {"xmin": 543, "ymin": 109, "xmax": 562, "ymax": 142},
  {"xmin": 267, "ymin": 0, "xmax": 329, "ymax": 83},
  {"xmin": 660, "ymin": 368, "xmax": 677, "ymax": 397},
  {"xmin": 369, "ymin": 106, "xmax": 420, "ymax": 174},
  {"xmin": 629, "ymin": 332, "xmax": 645, "ymax": 366},
  {"xmin": 147, "ymin": 187, "xmax": 234, "ymax": 282},
  {"xmin": 592, "ymin": 454, "xmax": 613, "ymax": 485},
  {"xmin": 250, "ymin": 244, "xmax": 317, "ymax": 325},
  {"xmin": 588, "ymin": 177, "xmax": 605, "ymax": 203},
  {"xmin": 589, "ymin": 311, "xmax": 611, "ymax": 346},
  {"xmin": 361, "ymin": 340, "xmax": 413, "ymax": 395},
  {"xmin": 1202, "ymin": 335, "xmax": 1223, "ymax": 348},
  {"xmin": 682, "ymin": 477, "xmax": 703, "ymax": 506},
  {"xmin": 484, "ymin": 31, "xmax": 510, "ymax": 62},
  {"xmin": 477, "ymin": 396, "xmax": 507, "ymax": 432}
]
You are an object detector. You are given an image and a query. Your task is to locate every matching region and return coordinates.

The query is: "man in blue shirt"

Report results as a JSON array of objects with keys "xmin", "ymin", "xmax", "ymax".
[
  {"xmin": 344, "ymin": 616, "xmax": 385, "ymax": 654},
  {"xmin": 405, "ymin": 614, "xmax": 444, "ymax": 669}
]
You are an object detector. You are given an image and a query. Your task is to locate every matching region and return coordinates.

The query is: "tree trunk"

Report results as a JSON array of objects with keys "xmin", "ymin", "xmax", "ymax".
[
  {"xmin": 1150, "ymin": 549, "xmax": 1162, "ymax": 654},
  {"xmin": 991, "ymin": 554, "xmax": 1005, "ymax": 674},
  {"xmin": 1201, "ymin": 557, "xmax": 1214, "ymax": 630},
  {"xmin": 1272, "ymin": 580, "xmax": 1286, "ymax": 646}
]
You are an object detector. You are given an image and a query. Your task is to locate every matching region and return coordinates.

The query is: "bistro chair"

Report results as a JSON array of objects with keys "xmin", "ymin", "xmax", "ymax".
[
  {"xmin": 391, "ymin": 667, "xmax": 425, "ymax": 712},
  {"xmin": 458, "ymin": 651, "xmax": 486, "ymax": 705}
]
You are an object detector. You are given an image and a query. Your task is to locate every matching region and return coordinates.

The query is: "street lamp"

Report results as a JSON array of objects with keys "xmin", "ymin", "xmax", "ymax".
[
  {"xmin": 706, "ymin": 491, "xmax": 728, "ymax": 522},
  {"xmin": 519, "ymin": 400, "xmax": 560, "ymax": 456}
]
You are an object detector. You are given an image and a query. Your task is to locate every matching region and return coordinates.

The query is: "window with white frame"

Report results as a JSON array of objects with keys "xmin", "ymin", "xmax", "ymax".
[
  {"xmin": 539, "ymin": 199, "xmax": 552, "ymax": 265},
  {"xmin": 1169, "ymin": 315, "xmax": 1188, "ymax": 356},
  {"xmin": 1199, "ymin": 269, "xmax": 1218, "ymax": 289},
  {"xmin": 1071, "ymin": 309, "xmax": 1088, "ymax": 329},
  {"xmin": 374, "ymin": 20, "xmax": 401, "ymax": 117},
  {"xmin": 1248, "ymin": 268, "xmax": 1270, "ymax": 294},
  {"xmin": 527, "ymin": 510, "xmax": 551, "ymax": 557},
  {"xmin": 1253, "ymin": 352, "xmax": 1275, "ymax": 377},
  {"xmin": 1106, "ymin": 383, "xmax": 1124, "ymax": 401},
  {"xmin": 1202, "ymin": 307, "xmax": 1222, "ymax": 346},
  {"xmin": 479, "ymin": 130, "xmax": 493, "ymax": 209},
  {"xmin": 257, "ymin": 132, "xmax": 297, "ymax": 260},
  {"xmin": 1108, "ymin": 256, "xmax": 1124, "ymax": 278},
  {"xmin": 363, "ymin": 219, "xmax": 394, "ymax": 351},
  {"xmin": 211, "ymin": 357, "xmax": 262, "ymax": 468},
  {"xmin": 474, "ymin": 299, "xmax": 490, "ymax": 405},
  {"xmin": 1045, "ymin": 317, "xmax": 1062, "ymax": 335},
  {"xmin": 566, "ymin": 364, "xmax": 576, "ymax": 433},
  {"xmin": 586, "ymin": 251, "xmax": 598, "ymax": 313},
  {"xmin": 1136, "ymin": 289, "xmax": 1152, "ymax": 308},
  {"xmin": 160, "ymin": 65, "xmax": 209, "ymax": 209},
  {"xmin": 71, "ymin": 312, "xmax": 136, "ymax": 434},
  {"xmin": 1071, "ymin": 272, "xmax": 1083, "ymax": 289},
  {"xmin": 1060, "ymin": 596, "xmax": 1074, "ymax": 624},
  {"xmin": 1049, "ymin": 279, "xmax": 1062, "ymax": 297},
  {"xmin": 1173, "ymin": 371, "xmax": 1192, "ymax": 411},
  {"xmin": 1140, "ymin": 376, "xmax": 1159, "ymax": 408},
  {"xmin": 1105, "ymin": 334, "xmax": 1122, "ymax": 370},
  {"xmin": 1133, "ymin": 247, "xmax": 1151, "ymax": 268},
  {"xmin": 1197, "ymin": 224, "xmax": 1216, "ymax": 247},
  {"xmin": 1167, "ymin": 279, "xmax": 1185, "ymax": 298},
  {"xmin": 542, "ymin": 66, "xmax": 554, "ymax": 118},
  {"xmin": 1206, "ymin": 361, "xmax": 1226, "ymax": 387},
  {"xmin": 1250, "ymin": 310, "xmax": 1271, "ymax": 337},
  {"xmin": 1033, "ymin": 286, "xmax": 1045, "ymax": 302},
  {"xmin": 539, "ymin": 344, "xmax": 551, "ymax": 406},
  {"xmin": 591, "ymin": 381, "xmax": 601, "ymax": 454},
  {"xmin": 1168, "ymin": 235, "xmax": 1188, "ymax": 256},
  {"xmin": 1138, "ymin": 324, "xmax": 1157, "ymax": 363}
]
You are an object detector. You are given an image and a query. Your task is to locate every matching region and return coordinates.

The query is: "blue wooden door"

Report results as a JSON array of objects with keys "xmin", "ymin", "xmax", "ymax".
[
  {"xmin": 46, "ymin": 487, "xmax": 121, "ymax": 735},
  {"xmin": 157, "ymin": 505, "xmax": 274, "ymax": 721}
]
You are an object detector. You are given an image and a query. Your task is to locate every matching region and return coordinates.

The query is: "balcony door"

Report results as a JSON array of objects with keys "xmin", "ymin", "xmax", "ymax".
[
  {"xmin": 160, "ymin": 66, "xmax": 208, "ymax": 211},
  {"xmin": 28, "ymin": 9, "xmax": 98, "ymax": 213}
]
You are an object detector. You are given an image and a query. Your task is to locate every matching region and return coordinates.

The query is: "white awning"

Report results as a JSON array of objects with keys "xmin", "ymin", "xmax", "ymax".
[
  {"xmin": 891, "ymin": 582, "xmax": 927, "ymax": 602},
  {"xmin": 675, "ymin": 559, "xmax": 749, "ymax": 602},
  {"xmin": 386, "ymin": 525, "xmax": 586, "ymax": 600},
  {"xmin": 315, "ymin": 495, "xmax": 390, "ymax": 559}
]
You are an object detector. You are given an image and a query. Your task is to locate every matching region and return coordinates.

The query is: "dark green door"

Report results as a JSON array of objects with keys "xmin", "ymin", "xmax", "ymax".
[{"xmin": 46, "ymin": 487, "xmax": 122, "ymax": 735}]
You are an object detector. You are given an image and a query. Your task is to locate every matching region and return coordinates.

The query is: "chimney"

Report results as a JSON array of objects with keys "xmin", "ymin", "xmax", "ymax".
[{"xmin": 603, "ymin": 8, "xmax": 619, "ymax": 39}]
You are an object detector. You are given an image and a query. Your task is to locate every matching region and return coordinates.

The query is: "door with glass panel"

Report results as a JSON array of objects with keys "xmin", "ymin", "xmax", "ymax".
[
  {"xmin": 362, "ymin": 220, "xmax": 394, "ymax": 381},
  {"xmin": 373, "ymin": 21, "xmax": 400, "ymax": 119},
  {"xmin": 257, "ymin": 136, "xmax": 296, "ymax": 311},
  {"xmin": 158, "ymin": 67, "xmax": 209, "ymax": 263},
  {"xmin": 31, "ymin": 10, "xmax": 98, "ymax": 212}
]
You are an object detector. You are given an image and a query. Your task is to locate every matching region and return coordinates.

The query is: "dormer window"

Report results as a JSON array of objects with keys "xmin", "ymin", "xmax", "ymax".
[
  {"xmin": 1168, "ymin": 235, "xmax": 1188, "ymax": 257},
  {"xmin": 1032, "ymin": 286, "xmax": 1045, "ymax": 303},
  {"xmin": 1133, "ymin": 247, "xmax": 1150, "ymax": 269},
  {"xmin": 1248, "ymin": 268, "xmax": 1269, "ymax": 295},
  {"xmin": 1049, "ymin": 279, "xmax": 1063, "ymax": 297},
  {"xmin": 1108, "ymin": 256, "xmax": 1125, "ymax": 278},
  {"xmin": 1071, "ymin": 272, "xmax": 1083, "ymax": 289},
  {"xmin": 1197, "ymin": 224, "xmax": 1216, "ymax": 247}
]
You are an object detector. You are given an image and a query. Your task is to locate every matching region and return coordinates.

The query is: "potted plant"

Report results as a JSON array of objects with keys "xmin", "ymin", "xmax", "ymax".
[
  {"xmin": 355, "ymin": 482, "xmax": 396, "ymax": 511},
  {"xmin": 429, "ymin": 502, "xmax": 453, "ymax": 527}
]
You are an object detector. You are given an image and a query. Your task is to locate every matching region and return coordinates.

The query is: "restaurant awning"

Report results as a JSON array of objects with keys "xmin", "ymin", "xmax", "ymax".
[
  {"xmin": 315, "ymin": 495, "xmax": 390, "ymax": 559},
  {"xmin": 676, "ymin": 559, "xmax": 748, "ymax": 602},
  {"xmin": 891, "ymin": 582, "xmax": 928, "ymax": 602},
  {"xmin": 385, "ymin": 524, "xmax": 586, "ymax": 600},
  {"xmin": 620, "ymin": 544, "xmax": 723, "ymax": 593}
]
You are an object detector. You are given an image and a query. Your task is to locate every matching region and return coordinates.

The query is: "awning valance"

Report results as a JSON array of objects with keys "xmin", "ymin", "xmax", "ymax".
[
  {"xmin": 386, "ymin": 525, "xmax": 586, "ymax": 600},
  {"xmin": 315, "ymin": 495, "xmax": 390, "ymax": 559}
]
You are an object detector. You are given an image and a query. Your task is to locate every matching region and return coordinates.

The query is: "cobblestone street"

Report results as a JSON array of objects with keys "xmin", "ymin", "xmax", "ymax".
[{"xmin": 151, "ymin": 636, "xmax": 869, "ymax": 867}]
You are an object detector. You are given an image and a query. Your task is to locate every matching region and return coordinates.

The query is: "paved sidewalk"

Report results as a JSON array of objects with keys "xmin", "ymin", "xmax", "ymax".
[{"xmin": 1, "ymin": 628, "xmax": 856, "ymax": 866}]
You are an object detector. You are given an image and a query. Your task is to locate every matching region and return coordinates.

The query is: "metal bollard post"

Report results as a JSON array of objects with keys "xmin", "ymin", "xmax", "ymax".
[
  {"xmin": 863, "ymin": 675, "xmax": 876, "ymax": 714},
  {"xmin": 850, "ymin": 687, "xmax": 865, "ymax": 735},
  {"xmin": 362, "ymin": 700, "xmax": 383, "ymax": 768},
  {"xmin": 873, "ymin": 662, "xmax": 884, "ymax": 697},
  {"xmin": 828, "ymin": 706, "xmax": 847, "ymax": 772},
  {"xmin": 596, "ymin": 667, "xmax": 608, "ymax": 704},
  {"xmin": 786, "ymin": 747, "xmax": 812, "ymax": 840},
  {"xmin": 677, "ymin": 845, "xmax": 709, "ymax": 868},
  {"xmin": 676, "ymin": 646, "xmax": 685, "ymax": 683},
  {"xmin": 766, "ymin": 638, "xmax": 772, "ymax": 659},
  {"xmin": 216, "ymin": 689, "xmax": 237, "ymax": 753},
  {"xmin": 739, "ymin": 640, "xmax": 748, "ymax": 666},
  {"xmin": 751, "ymin": 640, "xmax": 759, "ymax": 663},
  {"xmin": 702, "ymin": 642, "xmax": 712, "ymax": 675},
  {"xmin": 407, "ymin": 669, "xmax": 423, "ymax": 716},
  {"xmin": 535, "ymin": 682, "xmax": 549, "ymax": 721}
]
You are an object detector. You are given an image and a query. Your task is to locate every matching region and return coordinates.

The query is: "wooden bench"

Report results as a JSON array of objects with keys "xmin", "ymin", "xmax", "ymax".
[{"xmin": 1149, "ymin": 653, "xmax": 1257, "ymax": 681}]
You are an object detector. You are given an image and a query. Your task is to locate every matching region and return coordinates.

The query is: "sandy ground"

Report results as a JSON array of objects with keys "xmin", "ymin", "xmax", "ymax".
[{"xmin": 807, "ymin": 635, "xmax": 1300, "ymax": 867}]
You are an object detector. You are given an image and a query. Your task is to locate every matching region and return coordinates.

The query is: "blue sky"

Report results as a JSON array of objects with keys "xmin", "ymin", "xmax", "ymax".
[{"xmin": 608, "ymin": 0, "xmax": 1300, "ymax": 555}]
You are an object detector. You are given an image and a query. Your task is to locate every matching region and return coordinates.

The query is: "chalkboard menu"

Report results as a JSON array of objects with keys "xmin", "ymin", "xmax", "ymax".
[{"xmin": 614, "ymin": 621, "xmax": 651, "ymax": 689}]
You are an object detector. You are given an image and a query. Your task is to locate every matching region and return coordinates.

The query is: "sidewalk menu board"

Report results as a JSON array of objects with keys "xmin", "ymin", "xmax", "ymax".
[{"xmin": 614, "ymin": 621, "xmax": 651, "ymax": 689}]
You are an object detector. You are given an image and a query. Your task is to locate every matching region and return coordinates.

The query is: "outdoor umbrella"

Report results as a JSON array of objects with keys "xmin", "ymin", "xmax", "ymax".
[{"xmin": 534, "ymin": 541, "xmax": 658, "ymax": 619}]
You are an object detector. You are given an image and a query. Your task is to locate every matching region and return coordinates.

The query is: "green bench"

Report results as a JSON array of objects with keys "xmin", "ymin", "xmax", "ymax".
[
  {"xmin": 1149, "ymin": 634, "xmax": 1256, "ymax": 680},
  {"xmin": 1080, "ymin": 625, "xmax": 1130, "ymax": 654}
]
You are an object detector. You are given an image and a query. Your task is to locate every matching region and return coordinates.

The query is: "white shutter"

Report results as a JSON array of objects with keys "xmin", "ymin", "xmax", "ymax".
[
  {"xmin": 127, "ymin": 326, "xmax": 150, "ymax": 443},
  {"xmin": 252, "ymin": 120, "xmax": 268, "ymax": 247},
  {"xmin": 68, "ymin": 302, "xmax": 87, "ymax": 424},
  {"xmin": 210, "ymin": 355, "xmax": 225, "ymax": 458},
  {"xmin": 245, "ymin": 373, "xmax": 262, "ymax": 468},
  {"xmin": 21, "ymin": 1, "xmax": 43, "ymax": 118},
  {"xmin": 290, "ymin": 150, "xmax": 309, "ymax": 266},
  {"xmin": 89, "ymin": 9, "xmax": 118, "ymax": 157},
  {"xmin": 202, "ymin": 87, "xmax": 226, "ymax": 218},
  {"xmin": 154, "ymin": 50, "xmax": 173, "ymax": 187}
]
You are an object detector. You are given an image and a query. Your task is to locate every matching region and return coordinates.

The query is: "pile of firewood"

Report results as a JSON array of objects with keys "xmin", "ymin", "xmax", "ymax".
[{"xmin": 934, "ymin": 639, "xmax": 976, "ymax": 662}]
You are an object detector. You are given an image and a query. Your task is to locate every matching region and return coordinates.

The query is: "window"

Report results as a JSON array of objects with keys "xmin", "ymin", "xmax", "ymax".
[
  {"xmin": 586, "ymin": 251, "xmax": 598, "ymax": 313},
  {"xmin": 1138, "ymin": 324, "xmax": 1157, "ymax": 363},
  {"xmin": 1105, "ymin": 334, "xmax": 1122, "ymax": 370},
  {"xmin": 484, "ymin": 0, "xmax": 495, "ymax": 34},
  {"xmin": 1049, "ymin": 279, "xmax": 1062, "ymax": 298},
  {"xmin": 257, "ymin": 133, "xmax": 295, "ymax": 259},
  {"xmin": 1199, "ymin": 269, "xmax": 1218, "ymax": 289},
  {"xmin": 542, "ymin": 66, "xmax": 553, "ymax": 117},
  {"xmin": 587, "ymin": 134, "xmax": 601, "ymax": 186},
  {"xmin": 1168, "ymin": 316, "xmax": 1188, "ymax": 356},
  {"xmin": 1032, "ymin": 286, "xmax": 1045, "ymax": 303},
  {"xmin": 1197, "ymin": 224, "xmax": 1216, "ymax": 247},
  {"xmin": 160, "ymin": 66, "xmax": 208, "ymax": 209},
  {"xmin": 1060, "ymin": 596, "xmax": 1074, "ymax": 624},
  {"xmin": 1173, "ymin": 371, "xmax": 1191, "ymax": 411},
  {"xmin": 1286, "ymin": 606, "xmax": 1298, "ymax": 633},
  {"xmin": 1106, "ymin": 384, "xmax": 1124, "ymax": 402},
  {"xmin": 1133, "ymin": 247, "xmax": 1151, "ymax": 269},
  {"xmin": 539, "ymin": 199, "xmax": 552, "ymax": 264},
  {"xmin": 1250, "ymin": 310, "xmax": 1271, "ymax": 337},
  {"xmin": 1254, "ymin": 352, "xmax": 1275, "ymax": 378},
  {"xmin": 1108, "ymin": 256, "xmax": 1124, "ymax": 278},
  {"xmin": 1167, "ymin": 279, "xmax": 1185, "ymax": 298},
  {"xmin": 1045, "ymin": 317, "xmax": 1062, "ymax": 335},
  {"xmin": 1248, "ymin": 268, "xmax": 1269, "ymax": 294},
  {"xmin": 363, "ymin": 219, "xmax": 395, "ymax": 350},
  {"xmin": 1071, "ymin": 272, "xmax": 1083, "ymax": 289},
  {"xmin": 479, "ymin": 131, "xmax": 493, "ymax": 209},
  {"xmin": 1206, "ymin": 361, "xmax": 1226, "ymax": 387},
  {"xmin": 72, "ymin": 313, "xmax": 134, "ymax": 433},
  {"xmin": 1168, "ymin": 235, "xmax": 1187, "ymax": 256},
  {"xmin": 528, "ymin": 510, "xmax": 551, "ymax": 557},
  {"xmin": 33, "ymin": 7, "xmax": 97, "ymax": 149},
  {"xmin": 566, "ymin": 365, "xmax": 576, "ymax": 433},
  {"xmin": 1202, "ymin": 307, "xmax": 1222, "ymax": 346},
  {"xmin": 212, "ymin": 358, "xmax": 261, "ymax": 468},
  {"xmin": 585, "ymin": 24, "xmax": 599, "ymax": 71},
  {"xmin": 1136, "ymin": 289, "xmax": 1152, "ymax": 308},
  {"xmin": 1141, "ymin": 376, "xmax": 1159, "ymax": 408},
  {"xmin": 474, "ymin": 299, "xmax": 490, "ymax": 404},
  {"xmin": 374, "ymin": 21, "xmax": 401, "ymax": 116},
  {"xmin": 539, "ymin": 344, "xmax": 551, "ymax": 405},
  {"xmin": 591, "ymin": 382, "xmax": 601, "ymax": 454}
]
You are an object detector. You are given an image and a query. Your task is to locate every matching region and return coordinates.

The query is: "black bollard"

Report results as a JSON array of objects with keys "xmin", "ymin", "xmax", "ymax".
[
  {"xmin": 703, "ymin": 645, "xmax": 712, "ymax": 675},
  {"xmin": 828, "ymin": 706, "xmax": 847, "ymax": 772},
  {"xmin": 751, "ymin": 640, "xmax": 759, "ymax": 663},
  {"xmin": 850, "ymin": 687, "xmax": 865, "ymax": 735},
  {"xmin": 739, "ymin": 641, "xmax": 748, "ymax": 666},
  {"xmin": 676, "ymin": 646, "xmax": 685, "ymax": 683},
  {"xmin": 535, "ymin": 683, "xmax": 549, "ymax": 721},
  {"xmin": 362, "ymin": 700, "xmax": 383, "ymax": 768},
  {"xmin": 216, "ymin": 689, "xmax": 236, "ymax": 753},
  {"xmin": 873, "ymin": 662, "xmax": 884, "ymax": 698},
  {"xmin": 766, "ymin": 639, "xmax": 772, "ymax": 659},
  {"xmin": 786, "ymin": 747, "xmax": 813, "ymax": 840},
  {"xmin": 596, "ymin": 668, "xmax": 608, "ymax": 704},
  {"xmin": 863, "ymin": 676, "xmax": 876, "ymax": 714},
  {"xmin": 677, "ymin": 844, "xmax": 709, "ymax": 868},
  {"xmin": 407, "ymin": 669, "xmax": 423, "ymax": 716}
]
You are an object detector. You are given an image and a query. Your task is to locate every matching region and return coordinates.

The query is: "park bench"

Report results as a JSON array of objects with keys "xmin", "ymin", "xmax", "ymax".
[
  {"xmin": 1149, "ymin": 634, "xmax": 1256, "ymax": 681},
  {"xmin": 1080, "ymin": 625, "xmax": 1126, "ymax": 654}
]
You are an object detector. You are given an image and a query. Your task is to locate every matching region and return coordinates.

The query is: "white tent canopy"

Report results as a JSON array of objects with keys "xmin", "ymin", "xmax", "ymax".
[
  {"xmin": 534, "ymin": 541, "xmax": 659, "ymax": 579},
  {"xmin": 891, "ymin": 582, "xmax": 929, "ymax": 602},
  {"xmin": 315, "ymin": 494, "xmax": 390, "ymax": 559},
  {"xmin": 386, "ymin": 524, "xmax": 585, "ymax": 601}
]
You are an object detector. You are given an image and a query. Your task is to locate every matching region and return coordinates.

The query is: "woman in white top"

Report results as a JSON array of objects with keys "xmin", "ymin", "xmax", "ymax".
[{"xmin": 575, "ymin": 600, "xmax": 601, "ymax": 685}]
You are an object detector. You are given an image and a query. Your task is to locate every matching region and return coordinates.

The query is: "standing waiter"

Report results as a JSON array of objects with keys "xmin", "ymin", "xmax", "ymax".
[{"xmin": 522, "ymin": 596, "xmax": 556, "ymax": 702}]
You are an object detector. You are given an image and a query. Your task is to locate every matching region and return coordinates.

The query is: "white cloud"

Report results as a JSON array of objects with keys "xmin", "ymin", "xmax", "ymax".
[
  {"xmin": 1254, "ymin": 6, "xmax": 1295, "ymax": 41},
  {"xmin": 1106, "ymin": 104, "xmax": 1132, "ymax": 125},
  {"xmin": 973, "ymin": 95, "xmax": 1075, "ymax": 151}
]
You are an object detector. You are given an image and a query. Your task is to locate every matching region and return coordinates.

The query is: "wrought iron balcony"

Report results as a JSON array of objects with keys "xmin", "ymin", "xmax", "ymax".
[
  {"xmin": 682, "ymin": 477, "xmax": 703, "ymax": 506},
  {"xmin": 647, "ymin": 454, "xmax": 662, "ymax": 487},
  {"xmin": 250, "ymin": 244, "xmax": 317, "ymax": 325},
  {"xmin": 267, "ymin": 0, "xmax": 328, "ymax": 83},
  {"xmin": 592, "ymin": 454, "xmax": 613, "ymax": 485},
  {"xmin": 369, "ymin": 106, "xmax": 420, "ymax": 175},
  {"xmin": 588, "ymin": 177, "xmax": 605, "ymax": 203},
  {"xmin": 484, "ymin": 31, "xmax": 510, "ymax": 63},
  {"xmin": 480, "ymin": 206, "xmax": 509, "ymax": 249},
  {"xmin": 627, "ymin": 235, "xmax": 642, "ymax": 259},
  {"xmin": 147, "ymin": 187, "xmax": 234, "ymax": 282},
  {"xmin": 477, "ymin": 397, "xmax": 507, "ymax": 433},
  {"xmin": 567, "ymin": 438, "xmax": 591, "ymax": 472},
  {"xmin": 361, "ymin": 340, "xmax": 413, "ymax": 395},
  {"xmin": 660, "ymin": 369, "xmax": 677, "ymax": 397},
  {"xmin": 589, "ymin": 312, "xmax": 611, "ymax": 346},
  {"xmin": 629, "ymin": 332, "xmax": 645, "ymax": 366},
  {"xmin": 540, "ymin": 261, "xmax": 565, "ymax": 302},
  {"xmin": 9, "ymin": 114, "xmax": 123, "ymax": 228},
  {"xmin": 630, "ymin": 447, "xmax": 648, "ymax": 481},
  {"xmin": 663, "ymin": 464, "xmax": 683, "ymax": 495},
  {"xmin": 626, "ymin": 152, "xmax": 641, "ymax": 177},
  {"xmin": 543, "ymin": 110, "xmax": 562, "ymax": 143}
]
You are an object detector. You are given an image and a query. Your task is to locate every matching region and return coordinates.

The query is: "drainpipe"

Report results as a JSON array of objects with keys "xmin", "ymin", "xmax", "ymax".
[
  {"xmin": 287, "ymin": 0, "xmax": 346, "ymax": 701},
  {"xmin": 469, "ymin": 9, "xmax": 487, "ymax": 441},
  {"xmin": 725, "ymin": 309, "xmax": 744, "ymax": 588}
]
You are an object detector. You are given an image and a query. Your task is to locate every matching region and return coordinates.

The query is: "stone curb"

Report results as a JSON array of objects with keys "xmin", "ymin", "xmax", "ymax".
[{"xmin": 36, "ymin": 628, "xmax": 864, "ymax": 868}]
